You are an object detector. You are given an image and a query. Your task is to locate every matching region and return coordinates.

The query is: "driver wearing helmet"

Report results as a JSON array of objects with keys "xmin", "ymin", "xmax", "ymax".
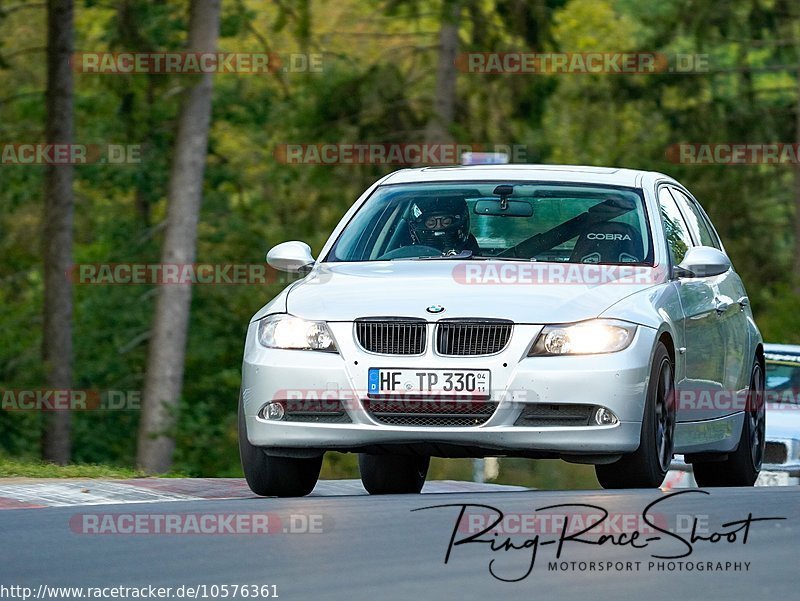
[{"xmin": 408, "ymin": 196, "xmax": 480, "ymax": 255}]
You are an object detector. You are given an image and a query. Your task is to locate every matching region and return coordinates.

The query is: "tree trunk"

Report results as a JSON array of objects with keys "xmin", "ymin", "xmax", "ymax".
[
  {"xmin": 136, "ymin": 0, "xmax": 221, "ymax": 473},
  {"xmin": 116, "ymin": 0, "xmax": 157, "ymax": 226},
  {"xmin": 41, "ymin": 0, "xmax": 74, "ymax": 464},
  {"xmin": 425, "ymin": 0, "xmax": 460, "ymax": 143}
]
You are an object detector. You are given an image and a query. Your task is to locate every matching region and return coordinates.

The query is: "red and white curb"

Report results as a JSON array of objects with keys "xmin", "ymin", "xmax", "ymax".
[{"xmin": 0, "ymin": 478, "xmax": 528, "ymax": 510}]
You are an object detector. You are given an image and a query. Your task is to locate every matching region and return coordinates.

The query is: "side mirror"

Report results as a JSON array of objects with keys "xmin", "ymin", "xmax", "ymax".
[
  {"xmin": 676, "ymin": 246, "xmax": 731, "ymax": 278},
  {"xmin": 266, "ymin": 241, "xmax": 315, "ymax": 273}
]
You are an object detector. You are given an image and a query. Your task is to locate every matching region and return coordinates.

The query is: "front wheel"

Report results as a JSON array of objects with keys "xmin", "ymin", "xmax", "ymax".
[
  {"xmin": 693, "ymin": 359, "xmax": 765, "ymax": 487},
  {"xmin": 595, "ymin": 342, "xmax": 676, "ymax": 489},
  {"xmin": 238, "ymin": 394, "xmax": 322, "ymax": 497},
  {"xmin": 358, "ymin": 454, "xmax": 430, "ymax": 494}
]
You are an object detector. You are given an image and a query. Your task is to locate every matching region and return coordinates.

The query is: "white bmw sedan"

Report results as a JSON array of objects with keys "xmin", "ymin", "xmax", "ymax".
[
  {"xmin": 759, "ymin": 344, "xmax": 800, "ymax": 484},
  {"xmin": 239, "ymin": 165, "xmax": 765, "ymax": 496}
]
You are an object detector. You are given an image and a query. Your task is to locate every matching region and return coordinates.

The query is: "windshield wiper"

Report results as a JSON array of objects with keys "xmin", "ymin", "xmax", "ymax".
[
  {"xmin": 392, "ymin": 250, "xmax": 540, "ymax": 262},
  {"xmin": 471, "ymin": 255, "xmax": 537, "ymax": 262},
  {"xmin": 411, "ymin": 249, "xmax": 474, "ymax": 261}
]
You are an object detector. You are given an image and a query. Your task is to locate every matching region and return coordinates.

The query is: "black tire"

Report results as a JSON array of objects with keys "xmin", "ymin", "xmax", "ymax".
[
  {"xmin": 596, "ymin": 343, "xmax": 676, "ymax": 489},
  {"xmin": 358, "ymin": 453, "xmax": 430, "ymax": 494},
  {"xmin": 693, "ymin": 359, "xmax": 765, "ymax": 487},
  {"xmin": 238, "ymin": 394, "xmax": 322, "ymax": 497}
]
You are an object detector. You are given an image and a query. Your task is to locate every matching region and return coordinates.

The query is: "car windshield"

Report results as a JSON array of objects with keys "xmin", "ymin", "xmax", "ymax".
[
  {"xmin": 325, "ymin": 182, "xmax": 653, "ymax": 264},
  {"xmin": 766, "ymin": 355, "xmax": 800, "ymax": 404}
]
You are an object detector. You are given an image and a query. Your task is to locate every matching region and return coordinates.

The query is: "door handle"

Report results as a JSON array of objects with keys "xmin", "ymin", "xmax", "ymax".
[{"xmin": 714, "ymin": 298, "xmax": 733, "ymax": 314}]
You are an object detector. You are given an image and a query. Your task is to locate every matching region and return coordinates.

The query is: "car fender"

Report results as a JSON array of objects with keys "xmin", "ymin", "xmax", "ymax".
[
  {"xmin": 746, "ymin": 312, "xmax": 763, "ymax": 367},
  {"xmin": 599, "ymin": 281, "xmax": 685, "ymax": 381},
  {"xmin": 249, "ymin": 282, "xmax": 297, "ymax": 323}
]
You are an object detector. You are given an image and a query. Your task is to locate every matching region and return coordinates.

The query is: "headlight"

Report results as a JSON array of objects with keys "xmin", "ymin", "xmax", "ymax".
[
  {"xmin": 529, "ymin": 320, "xmax": 637, "ymax": 356},
  {"xmin": 257, "ymin": 314, "xmax": 337, "ymax": 352}
]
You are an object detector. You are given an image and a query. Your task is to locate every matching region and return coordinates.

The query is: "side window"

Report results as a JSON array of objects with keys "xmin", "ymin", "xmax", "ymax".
[
  {"xmin": 658, "ymin": 186, "xmax": 693, "ymax": 264},
  {"xmin": 670, "ymin": 188, "xmax": 721, "ymax": 250}
]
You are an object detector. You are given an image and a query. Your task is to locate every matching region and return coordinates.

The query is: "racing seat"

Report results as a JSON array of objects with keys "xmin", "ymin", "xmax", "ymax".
[{"xmin": 569, "ymin": 221, "xmax": 643, "ymax": 264}]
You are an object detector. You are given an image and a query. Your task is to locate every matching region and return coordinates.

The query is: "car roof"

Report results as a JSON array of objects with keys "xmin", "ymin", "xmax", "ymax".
[
  {"xmin": 379, "ymin": 164, "xmax": 674, "ymax": 188},
  {"xmin": 764, "ymin": 343, "xmax": 800, "ymax": 355}
]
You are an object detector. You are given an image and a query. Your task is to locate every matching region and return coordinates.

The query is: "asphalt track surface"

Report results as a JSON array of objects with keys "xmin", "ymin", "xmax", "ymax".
[{"xmin": 0, "ymin": 481, "xmax": 796, "ymax": 601}]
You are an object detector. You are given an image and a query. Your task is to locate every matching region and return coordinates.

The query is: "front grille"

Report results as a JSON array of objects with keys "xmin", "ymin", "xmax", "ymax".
[
  {"xmin": 764, "ymin": 442, "xmax": 788, "ymax": 464},
  {"xmin": 355, "ymin": 319, "xmax": 426, "ymax": 355},
  {"xmin": 364, "ymin": 398, "xmax": 497, "ymax": 427},
  {"xmin": 436, "ymin": 320, "xmax": 513, "ymax": 356},
  {"xmin": 514, "ymin": 404, "xmax": 595, "ymax": 427},
  {"xmin": 283, "ymin": 399, "xmax": 352, "ymax": 424}
]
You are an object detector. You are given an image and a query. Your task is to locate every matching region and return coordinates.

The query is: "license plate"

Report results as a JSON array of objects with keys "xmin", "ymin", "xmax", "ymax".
[
  {"xmin": 368, "ymin": 368, "xmax": 490, "ymax": 398},
  {"xmin": 755, "ymin": 470, "xmax": 792, "ymax": 487}
]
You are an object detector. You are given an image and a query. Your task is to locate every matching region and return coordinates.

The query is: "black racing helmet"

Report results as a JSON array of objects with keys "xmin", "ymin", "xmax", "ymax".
[{"xmin": 408, "ymin": 196, "xmax": 471, "ymax": 251}]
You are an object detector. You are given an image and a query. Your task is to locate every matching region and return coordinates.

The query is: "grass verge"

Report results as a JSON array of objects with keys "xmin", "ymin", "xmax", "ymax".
[{"xmin": 0, "ymin": 456, "xmax": 145, "ymax": 479}]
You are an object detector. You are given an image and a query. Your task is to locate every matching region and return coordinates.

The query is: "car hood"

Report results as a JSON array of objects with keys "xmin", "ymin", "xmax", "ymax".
[{"xmin": 283, "ymin": 261, "xmax": 660, "ymax": 323}]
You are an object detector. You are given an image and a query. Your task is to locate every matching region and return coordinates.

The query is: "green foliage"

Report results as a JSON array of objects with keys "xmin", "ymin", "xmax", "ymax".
[
  {"xmin": 494, "ymin": 458, "xmax": 599, "ymax": 490},
  {"xmin": 0, "ymin": 455, "xmax": 146, "ymax": 478},
  {"xmin": 320, "ymin": 455, "xmax": 599, "ymax": 489},
  {"xmin": 755, "ymin": 285, "xmax": 800, "ymax": 344}
]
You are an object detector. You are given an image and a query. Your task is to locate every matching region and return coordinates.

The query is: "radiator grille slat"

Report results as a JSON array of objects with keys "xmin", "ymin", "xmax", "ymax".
[
  {"xmin": 272, "ymin": 399, "xmax": 353, "ymax": 424},
  {"xmin": 355, "ymin": 318, "xmax": 512, "ymax": 356},
  {"xmin": 355, "ymin": 319, "xmax": 426, "ymax": 355},
  {"xmin": 364, "ymin": 399, "xmax": 498, "ymax": 427},
  {"xmin": 436, "ymin": 320, "xmax": 512, "ymax": 356},
  {"xmin": 514, "ymin": 404, "xmax": 595, "ymax": 427}
]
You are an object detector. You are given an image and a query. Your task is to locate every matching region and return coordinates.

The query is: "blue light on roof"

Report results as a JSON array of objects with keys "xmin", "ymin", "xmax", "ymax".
[{"xmin": 461, "ymin": 152, "xmax": 510, "ymax": 165}]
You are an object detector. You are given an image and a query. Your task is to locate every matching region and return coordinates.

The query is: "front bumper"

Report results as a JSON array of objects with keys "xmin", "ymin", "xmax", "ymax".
[{"xmin": 241, "ymin": 320, "xmax": 658, "ymax": 458}]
